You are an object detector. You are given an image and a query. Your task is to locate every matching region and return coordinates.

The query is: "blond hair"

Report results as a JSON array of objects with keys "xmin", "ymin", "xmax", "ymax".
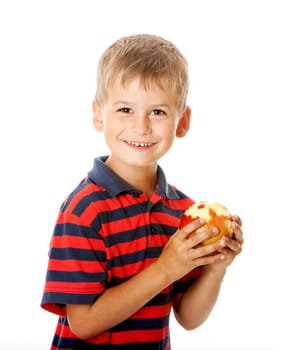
[{"xmin": 95, "ymin": 34, "xmax": 189, "ymax": 113}]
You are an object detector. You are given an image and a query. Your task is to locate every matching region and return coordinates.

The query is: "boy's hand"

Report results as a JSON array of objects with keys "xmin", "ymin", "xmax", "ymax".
[
  {"xmin": 156, "ymin": 219, "xmax": 228, "ymax": 283},
  {"xmin": 205, "ymin": 214, "xmax": 243, "ymax": 273}
]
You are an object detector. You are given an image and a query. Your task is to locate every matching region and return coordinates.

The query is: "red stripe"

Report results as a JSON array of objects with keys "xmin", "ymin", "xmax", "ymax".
[
  {"xmin": 56, "ymin": 212, "xmax": 83, "ymax": 225},
  {"xmin": 132, "ymin": 304, "xmax": 171, "ymax": 319},
  {"xmin": 102, "ymin": 211, "xmax": 181, "ymax": 238},
  {"xmin": 109, "ymin": 260, "xmax": 147, "ymax": 278},
  {"xmin": 78, "ymin": 193, "xmax": 148, "ymax": 224},
  {"xmin": 106, "ymin": 193, "xmax": 148, "ymax": 209},
  {"xmin": 64, "ymin": 183, "xmax": 102, "ymax": 213},
  {"xmin": 111, "ymin": 326, "xmax": 169, "ymax": 344},
  {"xmin": 164, "ymin": 197, "xmax": 194, "ymax": 210},
  {"xmin": 150, "ymin": 211, "xmax": 179, "ymax": 226},
  {"xmin": 44, "ymin": 281, "xmax": 103, "ymax": 294},
  {"xmin": 53, "ymin": 315, "xmax": 169, "ymax": 345},
  {"xmin": 102, "ymin": 213, "xmax": 149, "ymax": 235},
  {"xmin": 48, "ymin": 259, "xmax": 105, "ymax": 273},
  {"xmin": 107, "ymin": 233, "xmax": 168, "ymax": 257},
  {"xmin": 51, "ymin": 235, "xmax": 105, "ymax": 250}
]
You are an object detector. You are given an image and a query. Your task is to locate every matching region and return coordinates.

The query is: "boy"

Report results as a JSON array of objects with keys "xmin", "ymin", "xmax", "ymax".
[{"xmin": 41, "ymin": 34, "xmax": 243, "ymax": 349}]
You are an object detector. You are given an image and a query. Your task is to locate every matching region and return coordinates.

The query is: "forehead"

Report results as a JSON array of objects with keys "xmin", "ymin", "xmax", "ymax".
[
  {"xmin": 110, "ymin": 74, "xmax": 175, "ymax": 98},
  {"xmin": 108, "ymin": 75, "xmax": 176, "ymax": 104}
]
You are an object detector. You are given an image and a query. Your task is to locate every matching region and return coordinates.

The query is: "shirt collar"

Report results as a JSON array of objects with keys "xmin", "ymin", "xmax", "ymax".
[{"xmin": 88, "ymin": 156, "xmax": 181, "ymax": 200}]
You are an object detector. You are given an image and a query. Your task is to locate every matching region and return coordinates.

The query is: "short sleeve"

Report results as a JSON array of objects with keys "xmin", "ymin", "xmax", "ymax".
[{"xmin": 41, "ymin": 211, "xmax": 107, "ymax": 316}]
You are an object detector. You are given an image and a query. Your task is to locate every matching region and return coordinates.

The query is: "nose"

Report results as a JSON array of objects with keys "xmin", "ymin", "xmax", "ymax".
[{"xmin": 131, "ymin": 114, "xmax": 152, "ymax": 135}]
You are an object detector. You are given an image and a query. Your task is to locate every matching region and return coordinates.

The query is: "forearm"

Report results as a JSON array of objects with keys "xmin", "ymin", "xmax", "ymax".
[
  {"xmin": 67, "ymin": 260, "xmax": 172, "ymax": 339},
  {"xmin": 173, "ymin": 266, "xmax": 227, "ymax": 330}
]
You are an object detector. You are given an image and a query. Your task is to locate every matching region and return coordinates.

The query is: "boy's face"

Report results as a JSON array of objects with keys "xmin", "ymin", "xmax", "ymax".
[{"xmin": 93, "ymin": 76, "xmax": 190, "ymax": 171}]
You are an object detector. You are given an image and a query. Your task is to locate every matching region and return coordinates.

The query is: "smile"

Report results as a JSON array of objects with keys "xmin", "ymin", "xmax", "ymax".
[{"xmin": 126, "ymin": 141, "xmax": 154, "ymax": 147}]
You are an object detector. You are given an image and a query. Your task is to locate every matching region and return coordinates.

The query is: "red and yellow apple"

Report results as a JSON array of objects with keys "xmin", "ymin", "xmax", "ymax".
[{"xmin": 179, "ymin": 201, "xmax": 233, "ymax": 246}]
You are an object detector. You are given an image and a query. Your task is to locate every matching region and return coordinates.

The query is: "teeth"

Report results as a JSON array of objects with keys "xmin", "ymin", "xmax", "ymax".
[{"xmin": 128, "ymin": 141, "xmax": 152, "ymax": 147}]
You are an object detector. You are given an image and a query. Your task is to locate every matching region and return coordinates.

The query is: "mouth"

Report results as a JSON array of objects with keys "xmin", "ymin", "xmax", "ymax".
[{"xmin": 125, "ymin": 141, "xmax": 155, "ymax": 148}]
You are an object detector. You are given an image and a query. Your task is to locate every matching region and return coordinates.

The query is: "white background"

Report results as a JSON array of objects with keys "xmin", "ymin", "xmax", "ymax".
[{"xmin": 0, "ymin": 0, "xmax": 281, "ymax": 349}]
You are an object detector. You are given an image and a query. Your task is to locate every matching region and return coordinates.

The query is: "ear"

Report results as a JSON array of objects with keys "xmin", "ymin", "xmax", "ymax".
[
  {"xmin": 92, "ymin": 100, "xmax": 104, "ymax": 132},
  {"xmin": 176, "ymin": 106, "xmax": 191, "ymax": 138}
]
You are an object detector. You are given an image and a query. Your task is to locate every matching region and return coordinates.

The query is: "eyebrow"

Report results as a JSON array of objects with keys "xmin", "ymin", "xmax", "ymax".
[
  {"xmin": 112, "ymin": 101, "xmax": 131, "ymax": 106},
  {"xmin": 112, "ymin": 101, "xmax": 170, "ymax": 109}
]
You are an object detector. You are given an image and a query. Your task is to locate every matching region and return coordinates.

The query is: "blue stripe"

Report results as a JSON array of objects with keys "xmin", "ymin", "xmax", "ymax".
[
  {"xmin": 43, "ymin": 292, "xmax": 98, "ymax": 306},
  {"xmin": 72, "ymin": 189, "xmax": 110, "ymax": 216},
  {"xmin": 104, "ymin": 225, "xmax": 148, "ymax": 246},
  {"xmin": 110, "ymin": 246, "xmax": 162, "ymax": 267},
  {"xmin": 60, "ymin": 179, "xmax": 91, "ymax": 212},
  {"xmin": 53, "ymin": 333, "xmax": 170, "ymax": 350},
  {"xmin": 46, "ymin": 270, "xmax": 106, "ymax": 283},
  {"xmin": 50, "ymin": 248, "xmax": 106, "ymax": 261},
  {"xmin": 98, "ymin": 202, "xmax": 145, "ymax": 222},
  {"xmin": 111, "ymin": 316, "xmax": 169, "ymax": 332},
  {"xmin": 54, "ymin": 222, "xmax": 102, "ymax": 239}
]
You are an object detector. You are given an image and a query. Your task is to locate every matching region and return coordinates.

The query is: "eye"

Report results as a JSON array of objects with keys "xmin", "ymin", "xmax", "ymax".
[
  {"xmin": 152, "ymin": 109, "xmax": 165, "ymax": 115},
  {"xmin": 118, "ymin": 107, "xmax": 132, "ymax": 114},
  {"xmin": 150, "ymin": 109, "xmax": 167, "ymax": 119}
]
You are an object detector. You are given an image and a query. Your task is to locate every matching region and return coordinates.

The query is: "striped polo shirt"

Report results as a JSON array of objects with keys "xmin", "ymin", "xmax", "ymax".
[{"xmin": 41, "ymin": 156, "xmax": 201, "ymax": 349}]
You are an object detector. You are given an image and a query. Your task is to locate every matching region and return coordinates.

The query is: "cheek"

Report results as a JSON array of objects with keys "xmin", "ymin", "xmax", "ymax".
[
  {"xmin": 103, "ymin": 118, "xmax": 121, "ymax": 135},
  {"xmin": 103, "ymin": 123, "xmax": 117, "ymax": 144},
  {"xmin": 160, "ymin": 123, "xmax": 177, "ymax": 143}
]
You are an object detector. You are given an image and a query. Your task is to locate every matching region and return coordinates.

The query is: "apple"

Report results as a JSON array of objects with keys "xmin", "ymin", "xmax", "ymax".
[{"xmin": 179, "ymin": 201, "xmax": 233, "ymax": 246}]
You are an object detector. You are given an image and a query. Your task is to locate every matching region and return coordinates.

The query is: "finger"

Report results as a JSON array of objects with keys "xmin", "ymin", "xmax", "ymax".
[
  {"xmin": 186, "ymin": 226, "xmax": 221, "ymax": 249},
  {"xmin": 178, "ymin": 218, "xmax": 206, "ymax": 239},
  {"xmin": 224, "ymin": 237, "xmax": 243, "ymax": 253},
  {"xmin": 195, "ymin": 252, "xmax": 226, "ymax": 266},
  {"xmin": 191, "ymin": 242, "xmax": 227, "ymax": 265},
  {"xmin": 231, "ymin": 222, "xmax": 244, "ymax": 244},
  {"xmin": 232, "ymin": 214, "xmax": 243, "ymax": 227},
  {"xmin": 185, "ymin": 231, "xmax": 225, "ymax": 259},
  {"xmin": 192, "ymin": 237, "xmax": 226, "ymax": 258}
]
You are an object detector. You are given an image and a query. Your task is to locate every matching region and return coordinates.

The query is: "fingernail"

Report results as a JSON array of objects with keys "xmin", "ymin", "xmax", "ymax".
[{"xmin": 219, "ymin": 239, "xmax": 226, "ymax": 247}]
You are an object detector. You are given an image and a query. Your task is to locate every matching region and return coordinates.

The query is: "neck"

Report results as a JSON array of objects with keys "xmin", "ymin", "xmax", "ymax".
[{"xmin": 105, "ymin": 158, "xmax": 158, "ymax": 199}]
